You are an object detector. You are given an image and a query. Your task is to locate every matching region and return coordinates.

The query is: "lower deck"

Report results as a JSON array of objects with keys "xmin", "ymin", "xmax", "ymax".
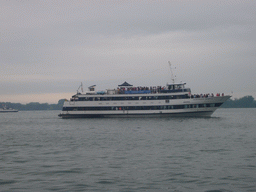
[
  {"xmin": 59, "ymin": 95, "xmax": 231, "ymax": 118},
  {"xmin": 59, "ymin": 106, "xmax": 217, "ymax": 118}
]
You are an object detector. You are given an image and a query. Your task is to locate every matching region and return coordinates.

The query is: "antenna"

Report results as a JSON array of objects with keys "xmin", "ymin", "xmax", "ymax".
[{"xmin": 168, "ymin": 61, "xmax": 176, "ymax": 83}]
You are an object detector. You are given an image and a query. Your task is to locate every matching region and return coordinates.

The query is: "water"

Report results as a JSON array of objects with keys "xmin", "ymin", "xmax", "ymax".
[{"xmin": 0, "ymin": 109, "xmax": 256, "ymax": 192}]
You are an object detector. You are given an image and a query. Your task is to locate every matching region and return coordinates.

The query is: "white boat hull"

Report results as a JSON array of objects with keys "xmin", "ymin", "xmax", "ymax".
[
  {"xmin": 59, "ymin": 110, "xmax": 215, "ymax": 118},
  {"xmin": 59, "ymin": 96, "xmax": 230, "ymax": 118},
  {"xmin": 58, "ymin": 79, "xmax": 231, "ymax": 119}
]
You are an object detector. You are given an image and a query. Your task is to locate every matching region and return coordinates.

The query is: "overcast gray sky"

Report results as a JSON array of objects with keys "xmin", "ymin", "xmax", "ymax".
[{"xmin": 1, "ymin": 0, "xmax": 255, "ymax": 103}]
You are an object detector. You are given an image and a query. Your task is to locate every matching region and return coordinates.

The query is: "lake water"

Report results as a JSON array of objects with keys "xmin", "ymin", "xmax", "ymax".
[{"xmin": 0, "ymin": 109, "xmax": 256, "ymax": 192}]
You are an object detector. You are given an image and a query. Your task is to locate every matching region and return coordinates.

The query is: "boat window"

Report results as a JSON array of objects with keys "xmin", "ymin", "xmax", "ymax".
[
  {"xmin": 140, "ymin": 96, "xmax": 146, "ymax": 100},
  {"xmin": 168, "ymin": 85, "xmax": 174, "ymax": 90}
]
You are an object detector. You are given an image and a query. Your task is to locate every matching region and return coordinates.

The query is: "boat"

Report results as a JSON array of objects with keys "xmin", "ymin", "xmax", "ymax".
[
  {"xmin": 0, "ymin": 105, "xmax": 18, "ymax": 113},
  {"xmin": 58, "ymin": 66, "xmax": 231, "ymax": 118}
]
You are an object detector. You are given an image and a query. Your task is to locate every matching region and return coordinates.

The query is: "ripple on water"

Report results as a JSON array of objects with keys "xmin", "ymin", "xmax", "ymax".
[{"xmin": 1, "ymin": 109, "xmax": 256, "ymax": 191}]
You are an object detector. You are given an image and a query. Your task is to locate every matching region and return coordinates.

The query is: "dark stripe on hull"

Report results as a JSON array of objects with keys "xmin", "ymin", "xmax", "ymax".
[{"xmin": 58, "ymin": 111, "xmax": 214, "ymax": 118}]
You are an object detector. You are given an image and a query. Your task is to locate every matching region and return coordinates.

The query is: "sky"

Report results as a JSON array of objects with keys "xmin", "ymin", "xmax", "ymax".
[{"xmin": 1, "ymin": 0, "xmax": 255, "ymax": 104}]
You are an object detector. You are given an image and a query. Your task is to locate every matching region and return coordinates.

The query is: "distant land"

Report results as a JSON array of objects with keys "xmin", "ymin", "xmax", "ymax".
[
  {"xmin": 220, "ymin": 96, "xmax": 256, "ymax": 108},
  {"xmin": 1, "ymin": 96, "xmax": 256, "ymax": 111},
  {"xmin": 0, "ymin": 99, "xmax": 65, "ymax": 111}
]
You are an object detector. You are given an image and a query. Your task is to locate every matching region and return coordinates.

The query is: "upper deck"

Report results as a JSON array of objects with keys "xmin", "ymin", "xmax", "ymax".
[
  {"xmin": 78, "ymin": 82, "xmax": 190, "ymax": 96},
  {"xmin": 70, "ymin": 82, "xmax": 192, "ymax": 101}
]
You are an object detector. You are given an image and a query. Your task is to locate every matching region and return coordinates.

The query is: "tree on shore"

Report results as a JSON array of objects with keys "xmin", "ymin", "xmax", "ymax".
[
  {"xmin": 221, "ymin": 96, "xmax": 256, "ymax": 108},
  {"xmin": 0, "ymin": 99, "xmax": 66, "ymax": 111}
]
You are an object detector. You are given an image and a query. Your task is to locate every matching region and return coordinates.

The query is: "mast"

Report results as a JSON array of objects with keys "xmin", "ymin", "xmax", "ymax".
[
  {"xmin": 77, "ymin": 82, "xmax": 83, "ymax": 94},
  {"xmin": 168, "ymin": 61, "xmax": 176, "ymax": 84}
]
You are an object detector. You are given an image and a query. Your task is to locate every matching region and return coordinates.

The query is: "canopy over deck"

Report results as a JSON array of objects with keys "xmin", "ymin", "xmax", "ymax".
[{"xmin": 118, "ymin": 81, "xmax": 133, "ymax": 87}]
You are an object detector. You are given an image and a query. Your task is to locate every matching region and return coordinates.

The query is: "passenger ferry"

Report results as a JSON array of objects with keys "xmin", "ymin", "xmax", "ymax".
[{"xmin": 58, "ymin": 78, "xmax": 231, "ymax": 118}]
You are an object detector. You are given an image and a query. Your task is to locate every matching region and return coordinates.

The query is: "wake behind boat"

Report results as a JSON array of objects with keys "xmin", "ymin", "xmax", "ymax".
[{"xmin": 58, "ymin": 65, "xmax": 231, "ymax": 118}]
